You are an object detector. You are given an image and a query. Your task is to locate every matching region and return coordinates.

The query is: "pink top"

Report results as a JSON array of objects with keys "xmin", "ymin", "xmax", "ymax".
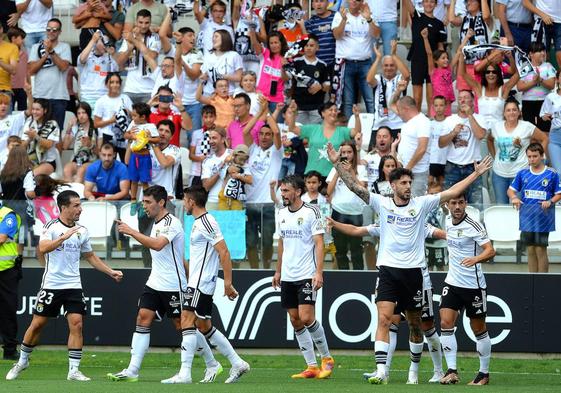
[
  {"xmin": 227, "ymin": 117, "xmax": 264, "ymax": 148},
  {"xmin": 431, "ymin": 66, "xmax": 455, "ymax": 103},
  {"xmin": 12, "ymin": 50, "xmax": 27, "ymax": 89},
  {"xmin": 257, "ymin": 47, "xmax": 284, "ymax": 103}
]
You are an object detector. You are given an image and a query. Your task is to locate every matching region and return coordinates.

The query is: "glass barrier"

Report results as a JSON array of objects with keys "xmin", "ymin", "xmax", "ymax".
[{"xmin": 10, "ymin": 198, "xmax": 561, "ymax": 273}]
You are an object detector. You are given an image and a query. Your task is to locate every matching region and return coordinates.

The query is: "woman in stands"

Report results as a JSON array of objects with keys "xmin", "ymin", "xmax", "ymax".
[{"xmin": 21, "ymin": 99, "xmax": 60, "ymax": 176}]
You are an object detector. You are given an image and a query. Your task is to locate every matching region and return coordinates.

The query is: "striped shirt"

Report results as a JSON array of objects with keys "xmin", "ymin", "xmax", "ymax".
[{"xmin": 304, "ymin": 13, "xmax": 336, "ymax": 66}]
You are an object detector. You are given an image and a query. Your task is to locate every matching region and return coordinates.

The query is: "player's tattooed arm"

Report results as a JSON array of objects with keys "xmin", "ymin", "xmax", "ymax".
[{"xmin": 327, "ymin": 143, "xmax": 370, "ymax": 204}]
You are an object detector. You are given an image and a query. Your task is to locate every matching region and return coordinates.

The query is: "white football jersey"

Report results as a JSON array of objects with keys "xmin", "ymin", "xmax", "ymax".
[
  {"xmin": 369, "ymin": 193, "xmax": 440, "ymax": 269},
  {"xmin": 188, "ymin": 213, "xmax": 224, "ymax": 295},
  {"xmin": 445, "ymin": 213, "xmax": 489, "ymax": 289},
  {"xmin": 277, "ymin": 203, "xmax": 324, "ymax": 282},
  {"xmin": 146, "ymin": 213, "xmax": 187, "ymax": 292},
  {"xmin": 39, "ymin": 219, "xmax": 93, "ymax": 290}
]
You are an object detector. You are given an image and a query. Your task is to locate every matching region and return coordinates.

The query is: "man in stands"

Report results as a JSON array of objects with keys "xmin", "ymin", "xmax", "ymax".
[{"xmin": 84, "ymin": 143, "xmax": 130, "ymax": 201}]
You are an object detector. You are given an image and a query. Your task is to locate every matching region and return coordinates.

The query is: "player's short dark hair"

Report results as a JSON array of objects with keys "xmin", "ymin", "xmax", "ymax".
[
  {"xmin": 144, "ymin": 185, "xmax": 168, "ymax": 207},
  {"xmin": 202, "ymin": 105, "xmax": 216, "ymax": 116},
  {"xmin": 157, "ymin": 85, "xmax": 174, "ymax": 95},
  {"xmin": 136, "ymin": 9, "xmax": 152, "ymax": 19},
  {"xmin": 280, "ymin": 175, "xmax": 306, "ymax": 195},
  {"xmin": 389, "ymin": 167, "xmax": 413, "ymax": 184},
  {"xmin": 183, "ymin": 185, "xmax": 208, "ymax": 207},
  {"xmin": 132, "ymin": 102, "xmax": 151, "ymax": 119},
  {"xmin": 157, "ymin": 119, "xmax": 175, "ymax": 135},
  {"xmin": 448, "ymin": 192, "xmax": 467, "ymax": 202},
  {"xmin": 526, "ymin": 142, "xmax": 544, "ymax": 155},
  {"xmin": 57, "ymin": 190, "xmax": 80, "ymax": 209},
  {"xmin": 178, "ymin": 27, "xmax": 195, "ymax": 35},
  {"xmin": 234, "ymin": 92, "xmax": 251, "ymax": 105}
]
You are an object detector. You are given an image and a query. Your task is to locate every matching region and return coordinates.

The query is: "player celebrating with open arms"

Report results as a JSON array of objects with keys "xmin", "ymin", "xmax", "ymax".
[
  {"xmin": 272, "ymin": 175, "xmax": 335, "ymax": 380},
  {"xmin": 326, "ymin": 143, "xmax": 492, "ymax": 385},
  {"xmin": 162, "ymin": 185, "xmax": 248, "ymax": 384},
  {"xmin": 6, "ymin": 191, "xmax": 123, "ymax": 382}
]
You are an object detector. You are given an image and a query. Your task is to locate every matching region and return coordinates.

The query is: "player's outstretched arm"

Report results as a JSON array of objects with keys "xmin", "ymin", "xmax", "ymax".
[
  {"xmin": 326, "ymin": 217, "xmax": 370, "ymax": 237},
  {"xmin": 215, "ymin": 240, "xmax": 238, "ymax": 300},
  {"xmin": 83, "ymin": 252, "xmax": 123, "ymax": 282},
  {"xmin": 326, "ymin": 143, "xmax": 370, "ymax": 204},
  {"xmin": 115, "ymin": 219, "xmax": 169, "ymax": 251},
  {"xmin": 440, "ymin": 155, "xmax": 493, "ymax": 204}
]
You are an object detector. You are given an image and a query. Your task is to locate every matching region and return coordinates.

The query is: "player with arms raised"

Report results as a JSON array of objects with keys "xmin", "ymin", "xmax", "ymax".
[
  {"xmin": 162, "ymin": 185, "xmax": 247, "ymax": 384},
  {"xmin": 327, "ymin": 143, "xmax": 492, "ymax": 385},
  {"xmin": 6, "ymin": 191, "xmax": 123, "ymax": 382},
  {"xmin": 107, "ymin": 185, "xmax": 221, "ymax": 383},
  {"xmin": 439, "ymin": 193, "xmax": 495, "ymax": 386},
  {"xmin": 272, "ymin": 175, "xmax": 335, "ymax": 380}
]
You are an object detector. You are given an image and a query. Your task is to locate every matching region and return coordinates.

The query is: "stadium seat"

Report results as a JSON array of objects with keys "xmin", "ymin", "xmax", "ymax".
[
  {"xmin": 347, "ymin": 113, "xmax": 375, "ymax": 152},
  {"xmin": 483, "ymin": 206, "xmax": 520, "ymax": 252},
  {"xmin": 54, "ymin": 182, "xmax": 85, "ymax": 199},
  {"xmin": 119, "ymin": 202, "xmax": 142, "ymax": 253},
  {"xmin": 79, "ymin": 201, "xmax": 118, "ymax": 258},
  {"xmin": 179, "ymin": 147, "xmax": 192, "ymax": 186},
  {"xmin": 50, "ymin": 149, "xmax": 64, "ymax": 180},
  {"xmin": 465, "ymin": 205, "xmax": 482, "ymax": 222}
]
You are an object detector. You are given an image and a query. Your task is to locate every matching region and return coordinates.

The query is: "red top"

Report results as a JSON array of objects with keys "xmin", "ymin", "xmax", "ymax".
[{"xmin": 149, "ymin": 109, "xmax": 183, "ymax": 147}]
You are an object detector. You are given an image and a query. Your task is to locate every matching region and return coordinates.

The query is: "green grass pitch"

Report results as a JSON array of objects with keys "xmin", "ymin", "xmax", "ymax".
[{"xmin": 2, "ymin": 350, "xmax": 561, "ymax": 392}]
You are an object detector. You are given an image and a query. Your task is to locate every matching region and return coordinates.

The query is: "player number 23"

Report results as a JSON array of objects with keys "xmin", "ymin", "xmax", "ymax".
[{"xmin": 38, "ymin": 290, "xmax": 54, "ymax": 305}]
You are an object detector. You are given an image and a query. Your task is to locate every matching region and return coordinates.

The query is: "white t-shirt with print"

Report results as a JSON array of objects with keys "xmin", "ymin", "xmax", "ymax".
[{"xmin": 398, "ymin": 113, "xmax": 431, "ymax": 173}]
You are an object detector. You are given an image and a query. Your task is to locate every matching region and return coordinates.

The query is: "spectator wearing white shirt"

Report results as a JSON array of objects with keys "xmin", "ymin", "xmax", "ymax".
[
  {"xmin": 15, "ymin": 0, "xmax": 52, "ymax": 53},
  {"xmin": 78, "ymin": 30, "xmax": 119, "ymax": 109},
  {"xmin": 116, "ymin": 9, "xmax": 161, "ymax": 104},
  {"xmin": 438, "ymin": 89, "xmax": 486, "ymax": 206},
  {"xmin": 496, "ymin": 0, "xmax": 533, "ymax": 54},
  {"xmin": 332, "ymin": 0, "xmax": 379, "ymax": 119},
  {"xmin": 243, "ymin": 109, "xmax": 283, "ymax": 270},
  {"xmin": 523, "ymin": 0, "xmax": 561, "ymax": 67},
  {"xmin": 390, "ymin": 83, "xmax": 431, "ymax": 196},
  {"xmin": 429, "ymin": 96, "xmax": 449, "ymax": 187},
  {"xmin": 194, "ymin": 0, "xmax": 235, "ymax": 55},
  {"xmin": 201, "ymin": 127, "xmax": 231, "ymax": 210},
  {"xmin": 149, "ymin": 119, "xmax": 181, "ymax": 198}
]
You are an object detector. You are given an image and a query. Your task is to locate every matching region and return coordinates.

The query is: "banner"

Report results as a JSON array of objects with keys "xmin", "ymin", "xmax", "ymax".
[
  {"xmin": 462, "ymin": 44, "xmax": 535, "ymax": 78},
  {"xmin": 15, "ymin": 269, "xmax": 561, "ymax": 353},
  {"xmin": 183, "ymin": 210, "xmax": 247, "ymax": 260}
]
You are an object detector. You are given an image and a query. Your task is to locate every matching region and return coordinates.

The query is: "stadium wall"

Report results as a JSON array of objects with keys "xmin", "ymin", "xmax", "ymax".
[{"xmin": 16, "ymin": 269, "xmax": 560, "ymax": 353}]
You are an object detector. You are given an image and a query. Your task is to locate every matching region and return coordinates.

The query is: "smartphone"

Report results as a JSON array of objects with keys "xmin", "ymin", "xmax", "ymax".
[
  {"xmin": 340, "ymin": 157, "xmax": 348, "ymax": 163},
  {"xmin": 270, "ymin": 80, "xmax": 278, "ymax": 96},
  {"xmin": 159, "ymin": 95, "xmax": 173, "ymax": 103}
]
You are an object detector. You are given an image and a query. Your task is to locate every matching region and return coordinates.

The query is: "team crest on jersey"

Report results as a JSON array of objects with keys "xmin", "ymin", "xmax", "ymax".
[
  {"xmin": 36, "ymin": 303, "xmax": 44, "ymax": 312},
  {"xmin": 297, "ymin": 218, "xmax": 304, "ymax": 226},
  {"xmin": 156, "ymin": 229, "xmax": 160, "ymax": 237},
  {"xmin": 408, "ymin": 209, "xmax": 416, "ymax": 217},
  {"xmin": 457, "ymin": 229, "xmax": 463, "ymax": 237},
  {"xmin": 542, "ymin": 178, "xmax": 549, "ymax": 187}
]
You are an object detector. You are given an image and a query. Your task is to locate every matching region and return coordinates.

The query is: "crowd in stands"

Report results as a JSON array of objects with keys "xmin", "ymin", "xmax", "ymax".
[{"xmin": 0, "ymin": 0, "xmax": 560, "ymax": 271}]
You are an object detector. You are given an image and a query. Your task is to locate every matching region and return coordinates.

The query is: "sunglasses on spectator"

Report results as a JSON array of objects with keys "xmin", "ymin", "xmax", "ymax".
[
  {"xmin": 485, "ymin": 70, "xmax": 498, "ymax": 75},
  {"xmin": 46, "ymin": 27, "xmax": 60, "ymax": 32}
]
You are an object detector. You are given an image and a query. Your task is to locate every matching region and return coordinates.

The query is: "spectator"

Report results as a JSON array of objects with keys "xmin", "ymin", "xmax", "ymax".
[
  {"xmin": 449, "ymin": 0, "xmax": 493, "ymax": 93},
  {"xmin": 93, "ymin": 73, "xmax": 132, "ymax": 162},
  {"xmin": 540, "ymin": 72, "xmax": 561, "ymax": 173},
  {"xmin": 404, "ymin": 0, "xmax": 447, "ymax": 112},
  {"xmin": 287, "ymin": 101, "xmax": 361, "ymax": 179},
  {"xmin": 517, "ymin": 42, "xmax": 556, "ymax": 133},
  {"xmin": 8, "ymin": 27, "xmax": 27, "ymax": 112},
  {"xmin": 21, "ymin": 98, "xmax": 59, "ymax": 176},
  {"xmin": 66, "ymin": 64, "xmax": 79, "ymax": 115},
  {"xmin": 0, "ymin": 189, "xmax": 22, "ymax": 361},
  {"xmin": 196, "ymin": 78, "xmax": 235, "ymax": 130},
  {"xmin": 78, "ymin": 30, "xmax": 119, "ymax": 108},
  {"xmin": 390, "ymin": 86, "xmax": 431, "ymax": 196},
  {"xmin": 227, "ymin": 92, "xmax": 264, "ymax": 148},
  {"xmin": 189, "ymin": 104, "xmax": 217, "ymax": 186},
  {"xmin": 201, "ymin": 127, "xmax": 232, "ymax": 210},
  {"xmin": 124, "ymin": 0, "xmax": 168, "ymax": 34},
  {"xmin": 291, "ymin": 34, "xmax": 330, "ymax": 125},
  {"xmin": 194, "ymin": 0, "xmax": 235, "ymax": 55},
  {"xmin": 508, "ymin": 143, "xmax": 561, "ymax": 273},
  {"xmin": 149, "ymin": 119, "xmax": 181, "ymax": 198},
  {"xmin": 148, "ymin": 56, "xmax": 184, "ymax": 111},
  {"xmin": 15, "ymin": 0, "xmax": 53, "ymax": 52},
  {"xmin": 429, "ymin": 96, "xmax": 449, "ymax": 187},
  {"xmin": 304, "ymin": 0, "xmax": 336, "ymax": 67},
  {"xmin": 0, "ymin": 1, "xmax": 17, "ymax": 31},
  {"xmin": 412, "ymin": 0, "xmax": 449, "ymax": 23},
  {"xmin": 369, "ymin": 0, "xmax": 398, "ymax": 56},
  {"xmin": 117, "ymin": 9, "xmax": 160, "ymax": 104},
  {"xmin": 27, "ymin": 18, "xmax": 71, "ymax": 131},
  {"xmin": 232, "ymin": 0, "xmax": 266, "ymax": 74},
  {"xmin": 32, "ymin": 175, "xmax": 64, "ymax": 225},
  {"xmin": 253, "ymin": 31, "xmax": 289, "ymax": 116},
  {"xmin": 327, "ymin": 140, "xmax": 367, "ymax": 270},
  {"xmin": 200, "ymin": 29, "xmax": 243, "ymax": 97},
  {"xmin": 496, "ymin": 0, "xmax": 533, "ymax": 54},
  {"xmin": 148, "ymin": 85, "xmax": 192, "ymax": 147},
  {"xmin": 362, "ymin": 126, "xmax": 399, "ymax": 190},
  {"xmin": 72, "ymin": 0, "xmax": 112, "ymax": 50},
  {"xmin": 62, "ymin": 102, "xmax": 99, "ymax": 184},
  {"xmin": 332, "ymin": 0, "xmax": 379, "ymax": 119},
  {"xmin": 523, "ymin": 0, "xmax": 561, "ymax": 67},
  {"xmin": 175, "ymin": 27, "xmax": 203, "ymax": 130},
  {"xmin": 218, "ymin": 144, "xmax": 253, "ymax": 210},
  {"xmin": 243, "ymin": 110, "xmax": 282, "ymax": 269},
  {"xmin": 276, "ymin": 103, "xmax": 307, "ymax": 178},
  {"xmin": 277, "ymin": 2, "xmax": 307, "ymax": 48},
  {"xmin": 84, "ymin": 142, "xmax": 130, "ymax": 201},
  {"xmin": 235, "ymin": 70, "xmax": 260, "ymax": 116},
  {"xmin": 0, "ymin": 24, "xmax": 18, "ymax": 101},
  {"xmin": 372, "ymin": 154, "xmax": 398, "ymax": 197},
  {"xmin": 488, "ymin": 98, "xmax": 548, "ymax": 205},
  {"xmin": 439, "ymin": 89, "xmax": 486, "ymax": 206},
  {"xmin": 0, "ymin": 144, "xmax": 34, "ymax": 258},
  {"xmin": 0, "ymin": 90, "xmax": 28, "ymax": 165},
  {"xmin": 100, "ymin": 0, "xmax": 124, "ymax": 44},
  {"xmin": 366, "ymin": 40, "xmax": 410, "ymax": 141}
]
